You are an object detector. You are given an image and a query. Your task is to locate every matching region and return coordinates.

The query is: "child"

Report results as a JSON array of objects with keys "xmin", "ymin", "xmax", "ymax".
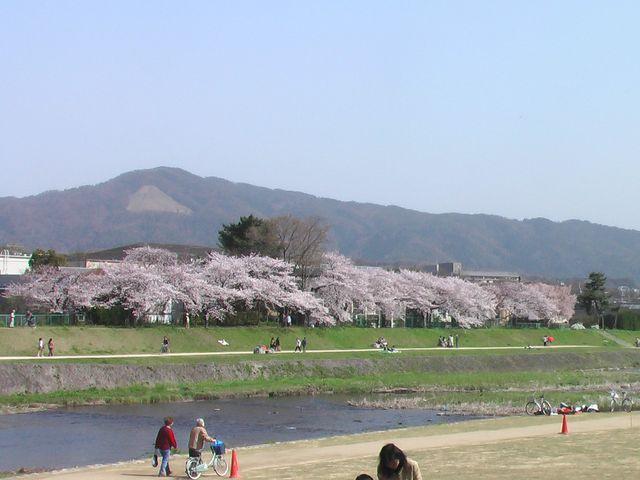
[{"xmin": 37, "ymin": 338, "xmax": 44, "ymax": 357}]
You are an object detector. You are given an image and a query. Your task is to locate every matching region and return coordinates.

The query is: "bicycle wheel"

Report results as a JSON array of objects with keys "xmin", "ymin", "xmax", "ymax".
[
  {"xmin": 542, "ymin": 400, "xmax": 553, "ymax": 416},
  {"xmin": 525, "ymin": 401, "xmax": 539, "ymax": 416},
  {"xmin": 622, "ymin": 398, "xmax": 633, "ymax": 413},
  {"xmin": 185, "ymin": 458, "xmax": 202, "ymax": 480},
  {"xmin": 213, "ymin": 455, "xmax": 229, "ymax": 476}
]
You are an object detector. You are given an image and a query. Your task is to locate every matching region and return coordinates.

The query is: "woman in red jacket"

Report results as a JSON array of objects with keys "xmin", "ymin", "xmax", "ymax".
[{"xmin": 155, "ymin": 417, "xmax": 177, "ymax": 476}]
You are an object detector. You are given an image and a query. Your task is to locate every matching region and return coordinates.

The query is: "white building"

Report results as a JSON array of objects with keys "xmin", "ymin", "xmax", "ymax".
[{"xmin": 0, "ymin": 250, "xmax": 31, "ymax": 275}]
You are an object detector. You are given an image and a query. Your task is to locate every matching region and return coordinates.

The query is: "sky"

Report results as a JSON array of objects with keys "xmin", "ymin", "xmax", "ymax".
[{"xmin": 1, "ymin": 1, "xmax": 639, "ymax": 230}]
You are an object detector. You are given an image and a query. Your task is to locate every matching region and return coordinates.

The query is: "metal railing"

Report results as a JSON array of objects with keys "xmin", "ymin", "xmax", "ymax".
[{"xmin": 0, "ymin": 313, "xmax": 80, "ymax": 327}]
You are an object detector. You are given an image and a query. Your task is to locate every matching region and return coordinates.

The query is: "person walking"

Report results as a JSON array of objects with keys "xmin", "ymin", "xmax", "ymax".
[
  {"xmin": 26, "ymin": 310, "xmax": 35, "ymax": 328},
  {"xmin": 455, "ymin": 334, "xmax": 459, "ymax": 349},
  {"xmin": 294, "ymin": 337, "xmax": 302, "ymax": 352},
  {"xmin": 154, "ymin": 417, "xmax": 177, "ymax": 476},
  {"xmin": 302, "ymin": 336, "xmax": 307, "ymax": 353},
  {"xmin": 161, "ymin": 336, "xmax": 170, "ymax": 353},
  {"xmin": 37, "ymin": 337, "xmax": 44, "ymax": 357},
  {"xmin": 188, "ymin": 418, "xmax": 216, "ymax": 460},
  {"xmin": 377, "ymin": 443, "xmax": 422, "ymax": 480},
  {"xmin": 185, "ymin": 312, "xmax": 190, "ymax": 329},
  {"xmin": 47, "ymin": 338, "xmax": 55, "ymax": 356},
  {"xmin": 9, "ymin": 309, "xmax": 15, "ymax": 328}
]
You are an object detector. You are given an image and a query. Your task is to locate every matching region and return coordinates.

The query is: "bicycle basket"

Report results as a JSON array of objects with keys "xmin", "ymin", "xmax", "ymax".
[{"xmin": 211, "ymin": 441, "xmax": 225, "ymax": 455}]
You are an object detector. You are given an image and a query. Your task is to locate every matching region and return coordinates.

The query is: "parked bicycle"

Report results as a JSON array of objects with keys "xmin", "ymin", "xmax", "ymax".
[
  {"xmin": 610, "ymin": 390, "xmax": 633, "ymax": 413},
  {"xmin": 525, "ymin": 394, "xmax": 553, "ymax": 416},
  {"xmin": 185, "ymin": 440, "xmax": 228, "ymax": 479}
]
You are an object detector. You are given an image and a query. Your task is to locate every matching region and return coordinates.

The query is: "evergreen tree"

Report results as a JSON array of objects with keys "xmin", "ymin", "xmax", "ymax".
[
  {"xmin": 577, "ymin": 272, "xmax": 609, "ymax": 315},
  {"xmin": 218, "ymin": 215, "xmax": 279, "ymax": 257},
  {"xmin": 28, "ymin": 249, "xmax": 67, "ymax": 270}
]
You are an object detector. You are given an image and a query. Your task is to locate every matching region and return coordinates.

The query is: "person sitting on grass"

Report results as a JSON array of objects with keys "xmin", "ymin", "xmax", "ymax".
[{"xmin": 377, "ymin": 443, "xmax": 422, "ymax": 480}]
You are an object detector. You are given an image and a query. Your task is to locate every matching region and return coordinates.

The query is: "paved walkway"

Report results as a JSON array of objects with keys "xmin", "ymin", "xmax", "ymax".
[{"xmin": 0, "ymin": 344, "xmax": 599, "ymax": 361}]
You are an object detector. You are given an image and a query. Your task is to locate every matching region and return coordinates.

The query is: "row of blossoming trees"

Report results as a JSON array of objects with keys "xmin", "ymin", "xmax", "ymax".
[{"xmin": 5, "ymin": 247, "xmax": 576, "ymax": 327}]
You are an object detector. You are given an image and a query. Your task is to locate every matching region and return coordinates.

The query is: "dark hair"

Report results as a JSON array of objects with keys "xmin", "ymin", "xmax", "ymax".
[
  {"xmin": 377, "ymin": 443, "xmax": 407, "ymax": 478},
  {"xmin": 164, "ymin": 416, "xmax": 174, "ymax": 426},
  {"xmin": 355, "ymin": 475, "xmax": 374, "ymax": 480}
]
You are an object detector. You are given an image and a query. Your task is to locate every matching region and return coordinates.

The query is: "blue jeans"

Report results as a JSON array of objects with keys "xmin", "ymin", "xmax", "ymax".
[{"xmin": 159, "ymin": 449, "xmax": 171, "ymax": 475}]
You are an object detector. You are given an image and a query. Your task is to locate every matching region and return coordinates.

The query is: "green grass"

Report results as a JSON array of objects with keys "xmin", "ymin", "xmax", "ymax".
[
  {"xmin": 1, "ymin": 326, "xmax": 637, "ymax": 411},
  {"xmin": 254, "ymin": 417, "xmax": 640, "ymax": 480},
  {"xmin": 0, "ymin": 325, "xmax": 619, "ymax": 357},
  {"xmin": 606, "ymin": 329, "xmax": 640, "ymax": 346},
  {"xmin": 3, "ymin": 362, "xmax": 638, "ymax": 410}
]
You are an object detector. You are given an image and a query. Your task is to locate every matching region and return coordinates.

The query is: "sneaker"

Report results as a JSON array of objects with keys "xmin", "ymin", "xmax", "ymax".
[{"xmin": 152, "ymin": 455, "xmax": 158, "ymax": 467}]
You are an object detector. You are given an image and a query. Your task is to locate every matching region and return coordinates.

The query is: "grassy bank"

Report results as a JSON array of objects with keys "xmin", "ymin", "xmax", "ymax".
[
  {"xmin": 3, "ymin": 351, "xmax": 639, "ymax": 413},
  {"xmin": 1, "ymin": 327, "xmax": 638, "ymax": 414},
  {"xmin": 0, "ymin": 325, "xmax": 628, "ymax": 357}
]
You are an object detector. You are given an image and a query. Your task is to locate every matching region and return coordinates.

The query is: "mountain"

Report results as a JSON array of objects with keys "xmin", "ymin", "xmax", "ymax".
[{"xmin": 1, "ymin": 167, "xmax": 640, "ymax": 281}]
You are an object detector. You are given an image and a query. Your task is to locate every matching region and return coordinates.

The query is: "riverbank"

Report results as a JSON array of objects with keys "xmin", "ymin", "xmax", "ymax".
[
  {"xmin": 2, "ymin": 349, "xmax": 639, "ymax": 413},
  {"xmin": 5, "ymin": 412, "xmax": 638, "ymax": 479},
  {"xmin": 0, "ymin": 325, "xmax": 621, "ymax": 357}
]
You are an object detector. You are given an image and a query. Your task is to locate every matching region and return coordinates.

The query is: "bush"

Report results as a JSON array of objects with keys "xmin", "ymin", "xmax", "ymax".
[{"xmin": 617, "ymin": 309, "xmax": 640, "ymax": 330}]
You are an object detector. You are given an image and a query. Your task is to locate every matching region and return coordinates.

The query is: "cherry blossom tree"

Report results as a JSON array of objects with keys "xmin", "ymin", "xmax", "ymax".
[
  {"xmin": 5, "ymin": 267, "xmax": 103, "ymax": 313},
  {"xmin": 94, "ymin": 247, "xmax": 181, "ymax": 324},
  {"xmin": 4, "ymin": 245, "xmax": 575, "ymax": 329},
  {"xmin": 487, "ymin": 281, "xmax": 575, "ymax": 323},
  {"xmin": 309, "ymin": 252, "xmax": 373, "ymax": 323}
]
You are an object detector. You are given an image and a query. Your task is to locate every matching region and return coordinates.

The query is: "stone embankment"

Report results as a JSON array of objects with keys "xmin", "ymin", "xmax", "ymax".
[{"xmin": 2, "ymin": 350, "xmax": 639, "ymax": 396}]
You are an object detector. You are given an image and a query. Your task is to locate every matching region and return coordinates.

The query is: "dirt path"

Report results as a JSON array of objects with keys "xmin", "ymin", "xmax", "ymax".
[
  {"xmin": 597, "ymin": 329, "xmax": 632, "ymax": 347},
  {"xmin": 0, "ymin": 344, "xmax": 598, "ymax": 362},
  {"xmin": 11, "ymin": 413, "xmax": 637, "ymax": 480}
]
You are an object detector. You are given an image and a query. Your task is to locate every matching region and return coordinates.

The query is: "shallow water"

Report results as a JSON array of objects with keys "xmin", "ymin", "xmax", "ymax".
[{"xmin": 0, "ymin": 394, "xmax": 476, "ymax": 471}]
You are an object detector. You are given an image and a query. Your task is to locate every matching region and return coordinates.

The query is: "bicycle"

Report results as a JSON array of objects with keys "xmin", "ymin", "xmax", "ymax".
[
  {"xmin": 609, "ymin": 390, "xmax": 633, "ymax": 413},
  {"xmin": 185, "ymin": 440, "xmax": 228, "ymax": 479},
  {"xmin": 525, "ymin": 394, "xmax": 553, "ymax": 416}
]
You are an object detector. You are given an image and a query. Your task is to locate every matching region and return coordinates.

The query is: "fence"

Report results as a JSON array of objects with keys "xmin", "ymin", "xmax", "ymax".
[{"xmin": 0, "ymin": 313, "xmax": 82, "ymax": 327}]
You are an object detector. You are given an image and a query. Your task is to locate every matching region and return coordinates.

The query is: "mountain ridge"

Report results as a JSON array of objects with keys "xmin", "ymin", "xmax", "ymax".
[{"xmin": 1, "ymin": 166, "xmax": 639, "ymax": 281}]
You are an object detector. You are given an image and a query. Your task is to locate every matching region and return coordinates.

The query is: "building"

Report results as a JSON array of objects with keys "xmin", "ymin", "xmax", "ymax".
[
  {"xmin": 422, "ymin": 261, "xmax": 520, "ymax": 283},
  {"xmin": 84, "ymin": 259, "xmax": 121, "ymax": 269},
  {"xmin": 460, "ymin": 270, "xmax": 521, "ymax": 283},
  {"xmin": 0, "ymin": 250, "xmax": 31, "ymax": 275}
]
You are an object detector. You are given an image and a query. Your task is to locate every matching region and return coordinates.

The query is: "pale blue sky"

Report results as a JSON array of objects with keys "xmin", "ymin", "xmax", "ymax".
[{"xmin": 1, "ymin": 1, "xmax": 639, "ymax": 229}]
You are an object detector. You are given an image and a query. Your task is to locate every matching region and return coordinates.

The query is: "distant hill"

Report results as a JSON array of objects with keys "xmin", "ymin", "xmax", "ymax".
[{"xmin": 2, "ymin": 166, "xmax": 640, "ymax": 281}]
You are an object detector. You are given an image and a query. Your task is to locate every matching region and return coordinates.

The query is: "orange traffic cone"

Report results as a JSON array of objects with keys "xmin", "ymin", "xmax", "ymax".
[
  {"xmin": 229, "ymin": 449, "xmax": 240, "ymax": 478},
  {"xmin": 560, "ymin": 414, "xmax": 569, "ymax": 435}
]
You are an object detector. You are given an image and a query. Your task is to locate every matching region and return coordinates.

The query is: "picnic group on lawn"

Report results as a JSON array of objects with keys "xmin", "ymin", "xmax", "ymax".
[{"xmin": 153, "ymin": 416, "xmax": 422, "ymax": 479}]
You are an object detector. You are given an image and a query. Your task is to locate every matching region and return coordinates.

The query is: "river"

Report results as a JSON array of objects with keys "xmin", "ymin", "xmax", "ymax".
[{"xmin": 0, "ymin": 394, "xmax": 476, "ymax": 472}]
